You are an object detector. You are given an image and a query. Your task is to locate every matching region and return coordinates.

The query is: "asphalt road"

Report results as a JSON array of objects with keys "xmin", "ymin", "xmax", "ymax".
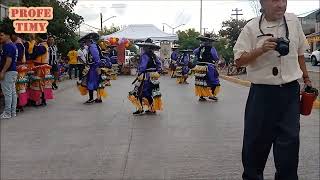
[{"xmin": 1, "ymin": 76, "xmax": 319, "ymax": 180}]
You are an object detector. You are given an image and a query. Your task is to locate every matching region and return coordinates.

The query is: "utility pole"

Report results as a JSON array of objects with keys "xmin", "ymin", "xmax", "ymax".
[
  {"xmin": 200, "ymin": 0, "xmax": 203, "ymax": 35},
  {"xmin": 231, "ymin": 8, "xmax": 243, "ymax": 21},
  {"xmin": 100, "ymin": 13, "xmax": 103, "ymax": 32},
  {"xmin": 203, "ymin": 28, "xmax": 208, "ymax": 35}
]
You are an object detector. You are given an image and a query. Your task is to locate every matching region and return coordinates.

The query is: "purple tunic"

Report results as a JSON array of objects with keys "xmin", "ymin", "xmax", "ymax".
[
  {"xmin": 138, "ymin": 53, "xmax": 161, "ymax": 97},
  {"xmin": 171, "ymin": 50, "xmax": 179, "ymax": 61},
  {"xmin": 87, "ymin": 43, "xmax": 100, "ymax": 91},
  {"xmin": 178, "ymin": 53, "xmax": 190, "ymax": 75},
  {"xmin": 194, "ymin": 47, "xmax": 220, "ymax": 86}
]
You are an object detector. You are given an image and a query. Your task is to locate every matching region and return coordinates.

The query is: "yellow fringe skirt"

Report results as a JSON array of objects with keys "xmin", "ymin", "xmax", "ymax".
[
  {"xmin": 195, "ymin": 86, "xmax": 213, "ymax": 97},
  {"xmin": 128, "ymin": 95, "xmax": 163, "ymax": 111}
]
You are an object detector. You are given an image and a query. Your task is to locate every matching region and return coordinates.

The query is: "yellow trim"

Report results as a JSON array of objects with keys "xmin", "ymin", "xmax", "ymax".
[
  {"xmin": 195, "ymin": 86, "xmax": 213, "ymax": 97},
  {"xmin": 34, "ymin": 42, "xmax": 49, "ymax": 64}
]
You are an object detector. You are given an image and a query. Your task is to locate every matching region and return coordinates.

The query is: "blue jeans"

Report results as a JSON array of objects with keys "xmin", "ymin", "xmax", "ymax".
[{"xmin": 0, "ymin": 71, "xmax": 18, "ymax": 115}]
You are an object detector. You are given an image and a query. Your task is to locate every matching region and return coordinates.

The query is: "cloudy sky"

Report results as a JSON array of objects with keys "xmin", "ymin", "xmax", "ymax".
[{"xmin": 75, "ymin": 0, "xmax": 319, "ymax": 34}]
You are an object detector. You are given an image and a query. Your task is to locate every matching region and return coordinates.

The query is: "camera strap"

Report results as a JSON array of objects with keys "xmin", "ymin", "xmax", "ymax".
[{"xmin": 258, "ymin": 14, "xmax": 289, "ymax": 39}]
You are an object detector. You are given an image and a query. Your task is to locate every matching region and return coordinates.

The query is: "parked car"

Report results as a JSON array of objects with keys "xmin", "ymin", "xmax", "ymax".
[
  {"xmin": 304, "ymin": 50, "xmax": 311, "ymax": 62},
  {"xmin": 311, "ymin": 49, "xmax": 320, "ymax": 66}
]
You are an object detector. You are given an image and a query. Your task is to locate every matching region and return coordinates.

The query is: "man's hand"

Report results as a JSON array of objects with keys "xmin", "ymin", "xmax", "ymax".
[
  {"xmin": 261, "ymin": 38, "xmax": 277, "ymax": 53},
  {"xmin": 0, "ymin": 71, "xmax": 5, "ymax": 80},
  {"xmin": 304, "ymin": 78, "xmax": 312, "ymax": 87}
]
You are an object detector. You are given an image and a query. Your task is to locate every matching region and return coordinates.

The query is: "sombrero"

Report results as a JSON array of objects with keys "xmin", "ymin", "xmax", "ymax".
[
  {"xmin": 196, "ymin": 33, "xmax": 216, "ymax": 42},
  {"xmin": 79, "ymin": 33, "xmax": 100, "ymax": 43},
  {"xmin": 136, "ymin": 38, "xmax": 160, "ymax": 49},
  {"xmin": 171, "ymin": 44, "xmax": 180, "ymax": 49}
]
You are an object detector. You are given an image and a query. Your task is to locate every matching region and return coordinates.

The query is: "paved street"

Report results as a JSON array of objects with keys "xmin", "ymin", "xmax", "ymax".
[
  {"xmin": 306, "ymin": 62, "xmax": 320, "ymax": 72},
  {"xmin": 1, "ymin": 76, "xmax": 319, "ymax": 180}
]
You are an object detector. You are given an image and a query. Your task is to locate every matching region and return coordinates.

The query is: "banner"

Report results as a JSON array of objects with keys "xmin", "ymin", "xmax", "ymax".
[{"xmin": 8, "ymin": 7, "xmax": 53, "ymax": 33}]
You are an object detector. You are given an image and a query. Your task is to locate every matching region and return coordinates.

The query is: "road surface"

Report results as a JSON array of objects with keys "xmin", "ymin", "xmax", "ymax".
[{"xmin": 1, "ymin": 76, "xmax": 319, "ymax": 180}]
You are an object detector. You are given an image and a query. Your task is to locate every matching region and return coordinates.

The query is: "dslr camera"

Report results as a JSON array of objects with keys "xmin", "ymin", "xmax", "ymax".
[{"xmin": 275, "ymin": 37, "xmax": 290, "ymax": 57}]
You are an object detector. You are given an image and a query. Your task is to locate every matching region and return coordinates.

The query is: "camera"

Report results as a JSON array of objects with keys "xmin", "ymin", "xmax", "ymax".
[{"xmin": 275, "ymin": 37, "xmax": 290, "ymax": 57}]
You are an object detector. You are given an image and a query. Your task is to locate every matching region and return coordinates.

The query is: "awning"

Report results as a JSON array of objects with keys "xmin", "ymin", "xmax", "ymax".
[
  {"xmin": 100, "ymin": 24, "xmax": 178, "ymax": 42},
  {"xmin": 307, "ymin": 32, "xmax": 320, "ymax": 43}
]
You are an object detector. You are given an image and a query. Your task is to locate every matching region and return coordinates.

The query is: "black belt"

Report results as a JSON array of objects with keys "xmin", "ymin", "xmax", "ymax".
[{"xmin": 252, "ymin": 80, "xmax": 298, "ymax": 88}]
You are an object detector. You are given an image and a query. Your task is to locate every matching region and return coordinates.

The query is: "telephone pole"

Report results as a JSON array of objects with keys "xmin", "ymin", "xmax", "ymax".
[
  {"xmin": 202, "ymin": 28, "xmax": 208, "ymax": 35},
  {"xmin": 100, "ymin": 13, "xmax": 103, "ymax": 32},
  {"xmin": 200, "ymin": 0, "xmax": 203, "ymax": 35},
  {"xmin": 231, "ymin": 8, "xmax": 243, "ymax": 21}
]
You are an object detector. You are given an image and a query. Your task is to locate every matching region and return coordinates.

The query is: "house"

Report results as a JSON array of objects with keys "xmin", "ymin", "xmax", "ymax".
[
  {"xmin": 0, "ymin": 0, "xmax": 21, "ymax": 20},
  {"xmin": 298, "ymin": 9, "xmax": 319, "ymax": 35},
  {"xmin": 304, "ymin": 10, "xmax": 320, "ymax": 51},
  {"xmin": 298, "ymin": 9, "xmax": 320, "ymax": 51}
]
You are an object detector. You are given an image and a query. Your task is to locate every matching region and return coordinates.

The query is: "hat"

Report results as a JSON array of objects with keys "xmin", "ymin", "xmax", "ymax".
[
  {"xmin": 196, "ymin": 33, "xmax": 216, "ymax": 42},
  {"xmin": 180, "ymin": 49, "xmax": 193, "ymax": 53},
  {"xmin": 171, "ymin": 44, "xmax": 180, "ymax": 49},
  {"xmin": 79, "ymin": 33, "xmax": 100, "ymax": 43},
  {"xmin": 136, "ymin": 38, "xmax": 160, "ymax": 49}
]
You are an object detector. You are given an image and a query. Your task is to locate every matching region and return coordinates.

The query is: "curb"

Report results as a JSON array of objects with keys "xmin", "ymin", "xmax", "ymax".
[
  {"xmin": 220, "ymin": 75, "xmax": 251, "ymax": 87},
  {"xmin": 220, "ymin": 75, "xmax": 320, "ymax": 109}
]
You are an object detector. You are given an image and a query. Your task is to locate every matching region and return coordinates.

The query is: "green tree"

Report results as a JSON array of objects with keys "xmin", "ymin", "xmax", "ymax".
[
  {"xmin": 100, "ymin": 24, "xmax": 120, "ymax": 36},
  {"xmin": 45, "ymin": 0, "xmax": 83, "ymax": 56},
  {"xmin": 127, "ymin": 44, "xmax": 138, "ymax": 54},
  {"xmin": 176, "ymin": 28, "xmax": 200, "ymax": 50},
  {"xmin": 0, "ymin": 18, "xmax": 14, "ymax": 34},
  {"xmin": 219, "ymin": 19, "xmax": 247, "ymax": 49},
  {"xmin": 213, "ymin": 37, "xmax": 234, "ymax": 65}
]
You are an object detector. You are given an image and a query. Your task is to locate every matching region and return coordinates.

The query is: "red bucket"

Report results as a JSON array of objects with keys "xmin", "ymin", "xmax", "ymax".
[{"xmin": 300, "ymin": 92, "xmax": 317, "ymax": 116}]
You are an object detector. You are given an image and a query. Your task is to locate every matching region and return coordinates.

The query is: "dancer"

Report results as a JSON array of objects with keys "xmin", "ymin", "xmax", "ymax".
[
  {"xmin": 170, "ymin": 44, "xmax": 179, "ymax": 78},
  {"xmin": 128, "ymin": 38, "xmax": 163, "ymax": 115},
  {"xmin": 193, "ymin": 34, "xmax": 221, "ymax": 101},
  {"xmin": 77, "ymin": 33, "xmax": 111, "ymax": 104},
  {"xmin": 176, "ymin": 49, "xmax": 192, "ymax": 84},
  {"xmin": 108, "ymin": 44, "xmax": 119, "ymax": 79}
]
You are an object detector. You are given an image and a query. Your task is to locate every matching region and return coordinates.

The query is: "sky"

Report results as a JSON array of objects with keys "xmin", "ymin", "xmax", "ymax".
[{"xmin": 74, "ymin": 0, "xmax": 319, "ymax": 34}]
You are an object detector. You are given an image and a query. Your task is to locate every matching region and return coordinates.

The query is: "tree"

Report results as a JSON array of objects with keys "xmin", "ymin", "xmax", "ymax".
[
  {"xmin": 176, "ymin": 28, "xmax": 201, "ymax": 50},
  {"xmin": 249, "ymin": 0, "xmax": 262, "ymax": 17},
  {"xmin": 219, "ymin": 19, "xmax": 247, "ymax": 49},
  {"xmin": 45, "ymin": 0, "xmax": 83, "ymax": 56},
  {"xmin": 99, "ymin": 24, "xmax": 120, "ymax": 36},
  {"xmin": 213, "ymin": 37, "xmax": 234, "ymax": 65}
]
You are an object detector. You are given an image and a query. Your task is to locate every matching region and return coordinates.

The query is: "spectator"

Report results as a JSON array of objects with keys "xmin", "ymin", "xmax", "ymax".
[
  {"xmin": 0, "ymin": 28, "xmax": 18, "ymax": 119},
  {"xmin": 67, "ymin": 46, "xmax": 78, "ymax": 79},
  {"xmin": 48, "ymin": 35, "xmax": 59, "ymax": 89},
  {"xmin": 77, "ymin": 43, "xmax": 87, "ymax": 80}
]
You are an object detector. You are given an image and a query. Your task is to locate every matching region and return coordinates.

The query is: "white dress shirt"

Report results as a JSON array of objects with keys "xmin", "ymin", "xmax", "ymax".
[{"xmin": 234, "ymin": 13, "xmax": 309, "ymax": 85}]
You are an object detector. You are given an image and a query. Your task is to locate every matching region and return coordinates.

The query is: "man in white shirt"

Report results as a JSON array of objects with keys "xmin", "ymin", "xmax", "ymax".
[
  {"xmin": 233, "ymin": 0, "xmax": 312, "ymax": 179},
  {"xmin": 77, "ymin": 44, "xmax": 87, "ymax": 80}
]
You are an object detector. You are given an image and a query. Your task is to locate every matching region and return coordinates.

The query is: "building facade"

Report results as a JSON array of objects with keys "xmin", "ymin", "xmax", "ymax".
[
  {"xmin": 1, "ymin": 0, "xmax": 21, "ymax": 20},
  {"xmin": 299, "ymin": 9, "xmax": 320, "ymax": 51}
]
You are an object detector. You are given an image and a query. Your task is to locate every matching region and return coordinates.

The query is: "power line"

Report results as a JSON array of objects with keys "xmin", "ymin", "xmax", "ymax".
[{"xmin": 231, "ymin": 8, "xmax": 243, "ymax": 21}]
